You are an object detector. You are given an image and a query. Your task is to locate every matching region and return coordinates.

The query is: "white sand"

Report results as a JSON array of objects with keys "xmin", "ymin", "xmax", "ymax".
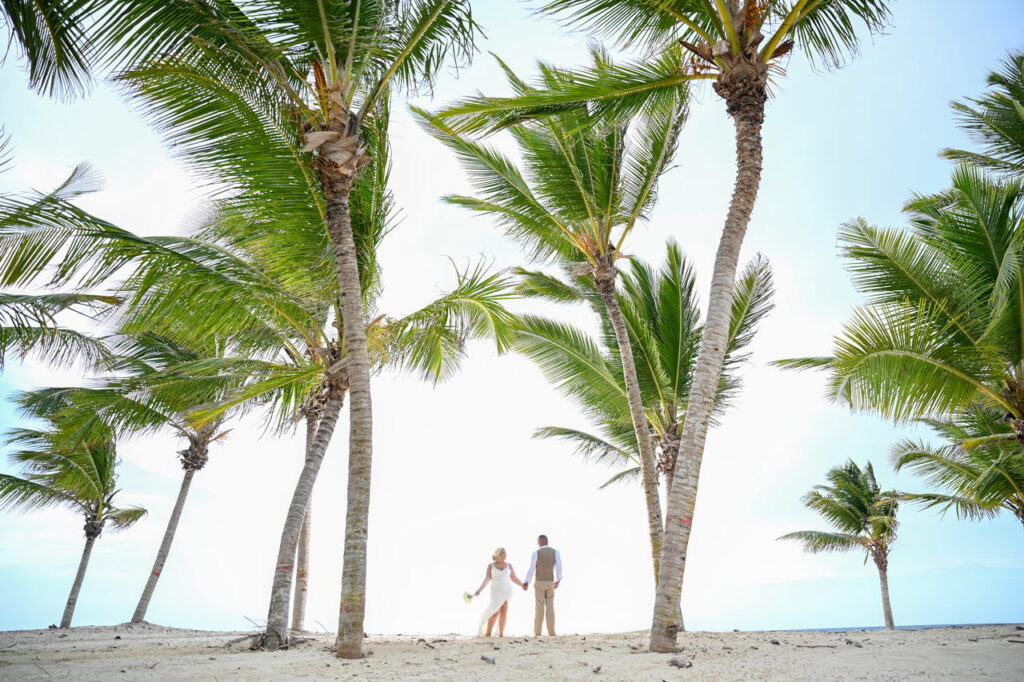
[{"xmin": 1, "ymin": 622, "xmax": 1022, "ymax": 681}]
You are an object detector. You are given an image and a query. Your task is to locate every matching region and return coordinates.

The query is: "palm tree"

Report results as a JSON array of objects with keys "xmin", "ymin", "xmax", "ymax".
[
  {"xmin": 95, "ymin": 0, "xmax": 481, "ymax": 656},
  {"xmin": 26, "ymin": 333, "xmax": 241, "ymax": 624},
  {"xmin": 779, "ymin": 460, "xmax": 899, "ymax": 630},
  {"xmin": 515, "ymin": 243, "xmax": 772, "ymax": 604},
  {"xmin": 517, "ymin": 242, "xmax": 772, "ymax": 496},
  {"xmin": 775, "ymin": 168, "xmax": 1024, "ymax": 439},
  {"xmin": 0, "ymin": 392, "xmax": 146, "ymax": 627},
  {"xmin": 437, "ymin": 1, "xmax": 892, "ymax": 650},
  {"xmin": 943, "ymin": 50, "xmax": 1024, "ymax": 178},
  {"xmin": 890, "ymin": 406, "xmax": 1024, "ymax": 530},
  {"xmin": 416, "ymin": 55, "xmax": 686, "ymax": 577},
  {"xmin": 0, "ymin": 165, "xmax": 515, "ymax": 650}
]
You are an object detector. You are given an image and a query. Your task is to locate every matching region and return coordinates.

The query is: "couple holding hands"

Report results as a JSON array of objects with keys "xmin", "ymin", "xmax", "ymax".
[{"xmin": 472, "ymin": 534, "xmax": 564, "ymax": 637}]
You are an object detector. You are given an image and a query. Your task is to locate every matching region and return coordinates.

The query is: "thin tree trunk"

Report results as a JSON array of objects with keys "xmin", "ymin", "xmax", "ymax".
[
  {"xmin": 60, "ymin": 532, "xmax": 97, "ymax": 628},
  {"xmin": 264, "ymin": 393, "xmax": 345, "ymax": 650},
  {"xmin": 595, "ymin": 274, "xmax": 664, "ymax": 581},
  {"xmin": 875, "ymin": 557, "xmax": 895, "ymax": 630},
  {"xmin": 291, "ymin": 411, "xmax": 319, "ymax": 633},
  {"xmin": 324, "ymin": 174, "xmax": 376, "ymax": 661},
  {"xmin": 650, "ymin": 74, "xmax": 766, "ymax": 652},
  {"xmin": 131, "ymin": 467, "xmax": 196, "ymax": 623}
]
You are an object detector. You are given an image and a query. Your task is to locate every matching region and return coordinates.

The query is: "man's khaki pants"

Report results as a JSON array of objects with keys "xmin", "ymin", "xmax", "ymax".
[{"xmin": 533, "ymin": 580, "xmax": 555, "ymax": 636}]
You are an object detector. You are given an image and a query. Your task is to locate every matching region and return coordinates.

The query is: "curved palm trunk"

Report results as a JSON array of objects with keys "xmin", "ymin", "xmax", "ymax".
[
  {"xmin": 61, "ymin": 524, "xmax": 100, "ymax": 628},
  {"xmin": 874, "ymin": 555, "xmax": 895, "ymax": 630},
  {"xmin": 323, "ymin": 171, "xmax": 375, "ymax": 661},
  {"xmin": 290, "ymin": 412, "xmax": 319, "ymax": 633},
  {"xmin": 595, "ymin": 274, "xmax": 664, "ymax": 581},
  {"xmin": 264, "ymin": 393, "xmax": 345, "ymax": 650},
  {"xmin": 131, "ymin": 467, "xmax": 197, "ymax": 623},
  {"xmin": 650, "ymin": 71, "xmax": 766, "ymax": 652}
]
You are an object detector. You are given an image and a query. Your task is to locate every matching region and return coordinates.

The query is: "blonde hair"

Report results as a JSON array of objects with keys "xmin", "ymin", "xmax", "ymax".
[{"xmin": 491, "ymin": 547, "xmax": 506, "ymax": 562}]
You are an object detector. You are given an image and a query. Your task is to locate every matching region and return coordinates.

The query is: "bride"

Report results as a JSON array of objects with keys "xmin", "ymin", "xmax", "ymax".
[{"xmin": 472, "ymin": 547, "xmax": 524, "ymax": 637}]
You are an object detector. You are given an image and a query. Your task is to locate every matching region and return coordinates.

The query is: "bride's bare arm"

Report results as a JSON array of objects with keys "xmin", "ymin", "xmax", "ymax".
[
  {"xmin": 509, "ymin": 564, "xmax": 524, "ymax": 587},
  {"xmin": 474, "ymin": 564, "xmax": 492, "ymax": 596}
]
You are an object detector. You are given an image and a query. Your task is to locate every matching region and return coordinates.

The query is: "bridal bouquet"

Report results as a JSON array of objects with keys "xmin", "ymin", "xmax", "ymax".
[{"xmin": 462, "ymin": 591, "xmax": 474, "ymax": 604}]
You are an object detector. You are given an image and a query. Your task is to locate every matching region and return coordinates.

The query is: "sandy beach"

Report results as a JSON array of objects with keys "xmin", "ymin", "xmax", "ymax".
[{"xmin": 1, "ymin": 622, "xmax": 1021, "ymax": 681}]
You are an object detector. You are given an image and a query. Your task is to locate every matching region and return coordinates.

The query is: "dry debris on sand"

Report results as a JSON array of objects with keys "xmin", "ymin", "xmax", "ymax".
[{"xmin": 1, "ymin": 622, "xmax": 1022, "ymax": 681}]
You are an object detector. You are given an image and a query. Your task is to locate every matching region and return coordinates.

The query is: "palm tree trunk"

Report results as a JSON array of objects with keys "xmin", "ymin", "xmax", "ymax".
[
  {"xmin": 60, "ymin": 530, "xmax": 98, "ymax": 628},
  {"xmin": 875, "ymin": 556, "xmax": 895, "ymax": 630},
  {"xmin": 290, "ymin": 411, "xmax": 318, "ymax": 633},
  {"xmin": 323, "ymin": 171, "xmax": 376, "ymax": 661},
  {"xmin": 650, "ymin": 70, "xmax": 766, "ymax": 652},
  {"xmin": 131, "ymin": 467, "xmax": 196, "ymax": 623},
  {"xmin": 595, "ymin": 273, "xmax": 664, "ymax": 581},
  {"xmin": 264, "ymin": 392, "xmax": 345, "ymax": 650}
]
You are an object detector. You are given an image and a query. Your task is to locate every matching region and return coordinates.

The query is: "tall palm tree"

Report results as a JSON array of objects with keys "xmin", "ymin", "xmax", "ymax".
[
  {"xmin": 943, "ymin": 50, "xmax": 1024, "ymax": 178},
  {"xmin": 775, "ymin": 168, "xmax": 1024, "ymax": 438},
  {"xmin": 779, "ymin": 460, "xmax": 899, "ymax": 630},
  {"xmin": 0, "ymin": 393, "xmax": 146, "ymax": 627},
  {"xmin": 95, "ymin": 0, "xmax": 481, "ymax": 656},
  {"xmin": 891, "ymin": 406, "xmax": 1024, "ymax": 531},
  {"xmin": 417, "ymin": 56, "xmax": 685, "ymax": 577},
  {"xmin": 437, "ymin": 1, "xmax": 892, "ymax": 650}
]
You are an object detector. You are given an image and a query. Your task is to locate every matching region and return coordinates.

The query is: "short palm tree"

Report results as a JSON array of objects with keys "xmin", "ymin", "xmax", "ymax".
[
  {"xmin": 22, "ymin": 333, "xmax": 241, "ymax": 624},
  {"xmin": 437, "ymin": 0, "xmax": 892, "ymax": 650},
  {"xmin": 0, "ymin": 394, "xmax": 146, "ymax": 628},
  {"xmin": 775, "ymin": 168, "xmax": 1024, "ymax": 439},
  {"xmin": 891, "ymin": 406, "xmax": 1024, "ymax": 530},
  {"xmin": 417, "ymin": 55, "xmax": 686, "ymax": 577},
  {"xmin": 515, "ymin": 242, "xmax": 772, "ymax": 606},
  {"xmin": 943, "ymin": 50, "xmax": 1024, "ymax": 178},
  {"xmin": 780, "ymin": 460, "xmax": 899, "ymax": 630}
]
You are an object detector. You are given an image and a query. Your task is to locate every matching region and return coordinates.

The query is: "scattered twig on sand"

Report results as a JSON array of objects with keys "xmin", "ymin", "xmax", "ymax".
[
  {"xmin": 33, "ymin": 661, "xmax": 52, "ymax": 677},
  {"xmin": 796, "ymin": 645, "xmax": 837, "ymax": 649},
  {"xmin": 481, "ymin": 655, "xmax": 496, "ymax": 664},
  {"xmin": 226, "ymin": 635, "xmax": 255, "ymax": 647},
  {"xmin": 1005, "ymin": 639, "xmax": 1024, "ymax": 645}
]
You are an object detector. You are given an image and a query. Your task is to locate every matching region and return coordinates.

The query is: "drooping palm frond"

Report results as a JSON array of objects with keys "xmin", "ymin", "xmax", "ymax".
[
  {"xmin": 384, "ymin": 261, "xmax": 518, "ymax": 383},
  {"xmin": 1, "ymin": 0, "xmax": 93, "ymax": 98},
  {"xmin": 943, "ymin": 51, "xmax": 1024, "ymax": 178},
  {"xmin": 776, "ymin": 529, "xmax": 864, "ymax": 553}
]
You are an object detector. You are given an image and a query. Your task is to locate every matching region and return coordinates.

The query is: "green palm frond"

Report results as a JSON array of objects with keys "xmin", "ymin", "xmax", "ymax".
[
  {"xmin": 777, "ymin": 529, "xmax": 864, "ymax": 553},
  {"xmin": 533, "ymin": 425, "xmax": 636, "ymax": 469},
  {"xmin": 942, "ymin": 51, "xmax": 1024, "ymax": 177},
  {"xmin": 1, "ymin": 0, "xmax": 93, "ymax": 98}
]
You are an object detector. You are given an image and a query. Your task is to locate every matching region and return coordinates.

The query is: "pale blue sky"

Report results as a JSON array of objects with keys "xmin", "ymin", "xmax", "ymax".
[{"xmin": 1, "ymin": 1, "xmax": 1022, "ymax": 635}]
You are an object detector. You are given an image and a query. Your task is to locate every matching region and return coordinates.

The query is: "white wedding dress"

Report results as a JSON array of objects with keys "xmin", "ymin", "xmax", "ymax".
[{"xmin": 477, "ymin": 563, "xmax": 513, "ymax": 635}]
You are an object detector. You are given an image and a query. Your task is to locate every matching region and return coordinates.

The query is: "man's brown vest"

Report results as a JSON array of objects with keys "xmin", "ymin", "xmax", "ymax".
[{"xmin": 536, "ymin": 546, "xmax": 556, "ymax": 581}]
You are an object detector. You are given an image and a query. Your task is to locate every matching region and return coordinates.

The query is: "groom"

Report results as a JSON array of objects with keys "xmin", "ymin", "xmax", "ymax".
[{"xmin": 522, "ymin": 534, "xmax": 562, "ymax": 636}]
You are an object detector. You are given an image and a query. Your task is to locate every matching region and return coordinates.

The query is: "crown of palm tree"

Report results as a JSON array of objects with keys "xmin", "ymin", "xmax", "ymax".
[
  {"xmin": 518, "ymin": 241, "xmax": 773, "ymax": 487},
  {"xmin": 943, "ymin": 50, "xmax": 1024, "ymax": 178},
  {"xmin": 779, "ymin": 459, "xmax": 898, "ymax": 559},
  {"xmin": 775, "ymin": 167, "xmax": 1024, "ymax": 428},
  {"xmin": 891, "ymin": 406, "xmax": 1024, "ymax": 527},
  {"xmin": 437, "ymin": 0, "xmax": 890, "ymax": 134},
  {"xmin": 0, "ymin": 395, "xmax": 146, "ymax": 532},
  {"xmin": 416, "ymin": 48, "xmax": 686, "ymax": 270}
]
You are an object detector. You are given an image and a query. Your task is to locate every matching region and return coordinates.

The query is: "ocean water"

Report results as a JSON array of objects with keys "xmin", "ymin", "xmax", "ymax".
[{"xmin": 774, "ymin": 623, "xmax": 1017, "ymax": 633}]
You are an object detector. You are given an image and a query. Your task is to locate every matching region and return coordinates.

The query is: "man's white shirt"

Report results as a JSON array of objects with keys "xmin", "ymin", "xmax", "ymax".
[{"xmin": 524, "ymin": 547, "xmax": 563, "ymax": 584}]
